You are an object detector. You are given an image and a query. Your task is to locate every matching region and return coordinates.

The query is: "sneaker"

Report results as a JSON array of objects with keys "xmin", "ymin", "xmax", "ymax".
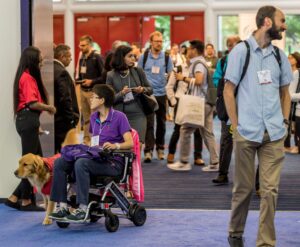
[
  {"xmin": 212, "ymin": 174, "xmax": 229, "ymax": 184},
  {"xmin": 194, "ymin": 158, "xmax": 205, "ymax": 166},
  {"xmin": 167, "ymin": 153, "xmax": 175, "ymax": 163},
  {"xmin": 157, "ymin": 149, "xmax": 165, "ymax": 160},
  {"xmin": 228, "ymin": 236, "xmax": 244, "ymax": 247},
  {"xmin": 167, "ymin": 161, "xmax": 192, "ymax": 171},
  {"xmin": 144, "ymin": 152, "xmax": 152, "ymax": 163},
  {"xmin": 66, "ymin": 208, "xmax": 89, "ymax": 222},
  {"xmin": 202, "ymin": 164, "xmax": 219, "ymax": 172},
  {"xmin": 20, "ymin": 203, "xmax": 45, "ymax": 212},
  {"xmin": 49, "ymin": 207, "xmax": 70, "ymax": 220}
]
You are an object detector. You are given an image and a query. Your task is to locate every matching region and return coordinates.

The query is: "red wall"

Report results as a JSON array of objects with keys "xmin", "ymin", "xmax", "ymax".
[{"xmin": 53, "ymin": 15, "xmax": 64, "ymax": 45}]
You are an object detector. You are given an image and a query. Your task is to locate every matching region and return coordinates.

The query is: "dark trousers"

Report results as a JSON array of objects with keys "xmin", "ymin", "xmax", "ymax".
[
  {"xmin": 144, "ymin": 95, "xmax": 166, "ymax": 152},
  {"xmin": 13, "ymin": 109, "xmax": 42, "ymax": 200},
  {"xmin": 50, "ymin": 157, "xmax": 123, "ymax": 205},
  {"xmin": 295, "ymin": 116, "xmax": 300, "ymax": 153},
  {"xmin": 284, "ymin": 121, "xmax": 292, "ymax": 148},
  {"xmin": 168, "ymin": 101, "xmax": 203, "ymax": 158},
  {"xmin": 218, "ymin": 121, "xmax": 233, "ymax": 176},
  {"xmin": 55, "ymin": 122, "xmax": 73, "ymax": 153}
]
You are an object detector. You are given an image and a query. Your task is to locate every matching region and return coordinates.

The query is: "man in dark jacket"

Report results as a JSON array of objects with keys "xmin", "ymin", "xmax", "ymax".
[{"xmin": 54, "ymin": 44, "xmax": 79, "ymax": 153}]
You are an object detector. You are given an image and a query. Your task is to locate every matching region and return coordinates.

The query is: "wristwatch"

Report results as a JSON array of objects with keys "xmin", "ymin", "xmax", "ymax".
[{"xmin": 283, "ymin": 119, "xmax": 289, "ymax": 125}]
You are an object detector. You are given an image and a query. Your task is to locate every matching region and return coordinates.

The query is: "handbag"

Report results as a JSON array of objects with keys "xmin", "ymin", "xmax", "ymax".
[
  {"xmin": 139, "ymin": 93, "xmax": 159, "ymax": 115},
  {"xmin": 175, "ymin": 80, "xmax": 205, "ymax": 128}
]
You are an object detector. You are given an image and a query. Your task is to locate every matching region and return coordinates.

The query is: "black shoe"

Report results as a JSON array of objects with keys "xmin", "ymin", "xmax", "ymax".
[
  {"xmin": 228, "ymin": 236, "xmax": 244, "ymax": 247},
  {"xmin": 4, "ymin": 199, "xmax": 20, "ymax": 210},
  {"xmin": 20, "ymin": 203, "xmax": 45, "ymax": 212},
  {"xmin": 66, "ymin": 208, "xmax": 89, "ymax": 222},
  {"xmin": 49, "ymin": 208, "xmax": 70, "ymax": 220},
  {"xmin": 212, "ymin": 174, "xmax": 229, "ymax": 185}
]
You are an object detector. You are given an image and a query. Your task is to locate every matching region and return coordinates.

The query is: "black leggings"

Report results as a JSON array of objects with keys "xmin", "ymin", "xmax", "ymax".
[
  {"xmin": 13, "ymin": 109, "xmax": 42, "ymax": 200},
  {"xmin": 295, "ymin": 116, "xmax": 300, "ymax": 153}
]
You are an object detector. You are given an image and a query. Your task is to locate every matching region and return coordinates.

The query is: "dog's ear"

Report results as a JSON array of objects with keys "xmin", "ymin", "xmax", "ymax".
[
  {"xmin": 19, "ymin": 153, "xmax": 36, "ymax": 167},
  {"xmin": 32, "ymin": 155, "xmax": 44, "ymax": 172}
]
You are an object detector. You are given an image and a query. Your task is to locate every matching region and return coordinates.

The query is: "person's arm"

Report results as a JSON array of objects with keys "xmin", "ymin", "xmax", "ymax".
[
  {"xmin": 106, "ymin": 71, "xmax": 124, "ymax": 104},
  {"xmin": 91, "ymin": 54, "xmax": 104, "ymax": 85},
  {"xmin": 29, "ymin": 102, "xmax": 56, "ymax": 115},
  {"xmin": 223, "ymin": 81, "xmax": 238, "ymax": 129},
  {"xmin": 132, "ymin": 68, "xmax": 153, "ymax": 95},
  {"xmin": 176, "ymin": 63, "xmax": 205, "ymax": 86},
  {"xmin": 289, "ymin": 71, "xmax": 300, "ymax": 102},
  {"xmin": 102, "ymin": 131, "xmax": 133, "ymax": 150},
  {"xmin": 280, "ymin": 85, "xmax": 291, "ymax": 121},
  {"xmin": 165, "ymin": 71, "xmax": 177, "ymax": 106}
]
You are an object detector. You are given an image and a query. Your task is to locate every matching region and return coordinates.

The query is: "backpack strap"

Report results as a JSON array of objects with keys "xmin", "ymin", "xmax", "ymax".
[
  {"xmin": 273, "ymin": 46, "xmax": 282, "ymax": 68},
  {"xmin": 165, "ymin": 52, "xmax": 169, "ymax": 73},
  {"xmin": 220, "ymin": 55, "xmax": 227, "ymax": 74},
  {"xmin": 239, "ymin": 40, "xmax": 251, "ymax": 83},
  {"xmin": 142, "ymin": 49, "xmax": 149, "ymax": 69}
]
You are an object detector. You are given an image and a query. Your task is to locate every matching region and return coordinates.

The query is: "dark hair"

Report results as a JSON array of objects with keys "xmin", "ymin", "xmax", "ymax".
[
  {"xmin": 54, "ymin": 44, "xmax": 70, "ymax": 59},
  {"xmin": 290, "ymin": 52, "xmax": 300, "ymax": 68},
  {"xmin": 205, "ymin": 43, "xmax": 214, "ymax": 49},
  {"xmin": 80, "ymin": 35, "xmax": 93, "ymax": 45},
  {"xmin": 93, "ymin": 84, "xmax": 115, "ymax": 108},
  {"xmin": 256, "ymin": 6, "xmax": 277, "ymax": 29},
  {"xmin": 189, "ymin": 40, "xmax": 205, "ymax": 55},
  {"xmin": 13, "ymin": 46, "xmax": 48, "ymax": 116},
  {"xmin": 111, "ymin": 45, "xmax": 132, "ymax": 71}
]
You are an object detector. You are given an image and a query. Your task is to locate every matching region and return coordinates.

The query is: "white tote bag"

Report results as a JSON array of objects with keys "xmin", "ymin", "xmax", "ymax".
[{"xmin": 175, "ymin": 80, "xmax": 205, "ymax": 128}]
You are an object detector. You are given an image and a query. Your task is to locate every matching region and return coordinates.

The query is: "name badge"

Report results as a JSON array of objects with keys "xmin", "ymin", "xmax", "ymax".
[
  {"xmin": 206, "ymin": 61, "xmax": 212, "ymax": 67},
  {"xmin": 152, "ymin": 66, "xmax": 160, "ymax": 74},
  {"xmin": 91, "ymin": 135, "xmax": 99, "ymax": 147},
  {"xmin": 80, "ymin": 66, "xmax": 87, "ymax": 74},
  {"xmin": 123, "ymin": 91, "xmax": 134, "ymax": 103},
  {"xmin": 257, "ymin": 70, "xmax": 272, "ymax": 84}
]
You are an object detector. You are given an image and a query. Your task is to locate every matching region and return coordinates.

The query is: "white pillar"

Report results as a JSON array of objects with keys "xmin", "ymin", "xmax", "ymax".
[
  {"xmin": 0, "ymin": 0, "xmax": 22, "ymax": 198},
  {"xmin": 64, "ymin": 1, "xmax": 75, "ymax": 77}
]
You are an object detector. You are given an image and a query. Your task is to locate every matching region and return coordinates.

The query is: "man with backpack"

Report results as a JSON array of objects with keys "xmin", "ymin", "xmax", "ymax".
[
  {"xmin": 224, "ymin": 6, "xmax": 293, "ymax": 247},
  {"xmin": 167, "ymin": 40, "xmax": 219, "ymax": 171},
  {"xmin": 212, "ymin": 35, "xmax": 240, "ymax": 184},
  {"xmin": 138, "ymin": 31, "xmax": 173, "ymax": 162}
]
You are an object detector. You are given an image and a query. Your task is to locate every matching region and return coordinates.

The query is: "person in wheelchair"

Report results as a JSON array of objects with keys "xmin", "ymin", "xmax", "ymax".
[{"xmin": 50, "ymin": 84, "xmax": 133, "ymax": 222}]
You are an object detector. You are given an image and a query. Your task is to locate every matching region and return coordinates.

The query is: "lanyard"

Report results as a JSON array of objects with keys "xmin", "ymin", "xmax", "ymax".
[{"xmin": 92, "ymin": 109, "xmax": 115, "ymax": 137}]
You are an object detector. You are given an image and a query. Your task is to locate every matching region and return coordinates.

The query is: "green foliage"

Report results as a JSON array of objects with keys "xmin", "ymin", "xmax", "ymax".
[
  {"xmin": 285, "ymin": 15, "xmax": 300, "ymax": 54},
  {"xmin": 155, "ymin": 16, "xmax": 171, "ymax": 50},
  {"xmin": 219, "ymin": 15, "xmax": 239, "ymax": 52}
]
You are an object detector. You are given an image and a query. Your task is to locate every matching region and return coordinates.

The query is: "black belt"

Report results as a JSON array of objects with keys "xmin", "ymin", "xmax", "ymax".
[{"xmin": 17, "ymin": 107, "xmax": 40, "ymax": 114}]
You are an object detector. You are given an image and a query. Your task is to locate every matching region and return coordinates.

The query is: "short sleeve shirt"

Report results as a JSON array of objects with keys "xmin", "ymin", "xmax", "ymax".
[
  {"xmin": 17, "ymin": 70, "xmax": 43, "ymax": 111},
  {"xmin": 224, "ymin": 35, "xmax": 293, "ymax": 142}
]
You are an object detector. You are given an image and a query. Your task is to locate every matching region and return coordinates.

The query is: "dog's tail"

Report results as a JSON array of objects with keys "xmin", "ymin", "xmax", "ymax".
[{"xmin": 61, "ymin": 128, "xmax": 80, "ymax": 147}]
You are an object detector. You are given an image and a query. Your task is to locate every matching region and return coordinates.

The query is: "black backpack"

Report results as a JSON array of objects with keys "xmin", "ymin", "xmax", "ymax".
[
  {"xmin": 142, "ymin": 48, "xmax": 170, "ymax": 74},
  {"xmin": 215, "ymin": 40, "xmax": 282, "ymax": 122}
]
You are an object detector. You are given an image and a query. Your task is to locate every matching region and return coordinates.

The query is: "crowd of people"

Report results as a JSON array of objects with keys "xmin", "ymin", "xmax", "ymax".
[{"xmin": 5, "ymin": 4, "xmax": 300, "ymax": 247}]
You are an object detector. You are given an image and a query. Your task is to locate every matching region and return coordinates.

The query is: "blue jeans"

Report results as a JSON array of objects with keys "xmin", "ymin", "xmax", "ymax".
[{"xmin": 50, "ymin": 157, "xmax": 123, "ymax": 205}]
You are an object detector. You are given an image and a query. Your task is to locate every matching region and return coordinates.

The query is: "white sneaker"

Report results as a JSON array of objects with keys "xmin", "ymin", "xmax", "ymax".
[
  {"xmin": 167, "ymin": 161, "xmax": 192, "ymax": 171},
  {"xmin": 202, "ymin": 164, "xmax": 219, "ymax": 172}
]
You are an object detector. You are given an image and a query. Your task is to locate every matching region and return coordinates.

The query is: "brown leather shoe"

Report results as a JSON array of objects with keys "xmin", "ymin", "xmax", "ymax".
[
  {"xmin": 194, "ymin": 158, "xmax": 205, "ymax": 166},
  {"xmin": 167, "ymin": 154, "xmax": 174, "ymax": 163}
]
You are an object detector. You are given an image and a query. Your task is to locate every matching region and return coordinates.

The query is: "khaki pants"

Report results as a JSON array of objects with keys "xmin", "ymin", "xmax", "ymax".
[
  {"xmin": 180, "ymin": 104, "xmax": 218, "ymax": 164},
  {"xmin": 229, "ymin": 130, "xmax": 285, "ymax": 247},
  {"xmin": 80, "ymin": 90, "xmax": 92, "ymax": 145}
]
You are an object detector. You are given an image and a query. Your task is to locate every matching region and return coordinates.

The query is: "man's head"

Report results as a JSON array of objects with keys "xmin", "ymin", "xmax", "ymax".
[
  {"xmin": 205, "ymin": 43, "xmax": 215, "ymax": 57},
  {"xmin": 256, "ymin": 6, "xmax": 287, "ymax": 40},
  {"xmin": 79, "ymin": 35, "xmax": 93, "ymax": 54},
  {"xmin": 112, "ymin": 40, "xmax": 123, "ymax": 52},
  {"xmin": 171, "ymin": 43, "xmax": 179, "ymax": 55},
  {"xmin": 226, "ymin": 35, "xmax": 241, "ymax": 53},
  {"xmin": 149, "ymin": 31, "xmax": 163, "ymax": 53},
  {"xmin": 188, "ymin": 40, "xmax": 204, "ymax": 59},
  {"xmin": 54, "ymin": 44, "xmax": 72, "ymax": 67}
]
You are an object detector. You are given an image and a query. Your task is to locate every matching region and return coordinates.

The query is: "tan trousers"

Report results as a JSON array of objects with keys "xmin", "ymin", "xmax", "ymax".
[
  {"xmin": 229, "ymin": 130, "xmax": 285, "ymax": 247},
  {"xmin": 180, "ymin": 104, "xmax": 219, "ymax": 164},
  {"xmin": 80, "ymin": 90, "xmax": 92, "ymax": 145}
]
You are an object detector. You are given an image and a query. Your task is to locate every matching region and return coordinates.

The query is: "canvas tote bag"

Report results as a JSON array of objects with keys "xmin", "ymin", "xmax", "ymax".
[{"xmin": 175, "ymin": 80, "xmax": 205, "ymax": 128}]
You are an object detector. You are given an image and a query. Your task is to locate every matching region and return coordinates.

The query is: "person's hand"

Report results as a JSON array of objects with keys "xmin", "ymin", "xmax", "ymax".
[
  {"xmin": 82, "ymin": 79, "xmax": 93, "ymax": 87},
  {"xmin": 103, "ymin": 142, "xmax": 117, "ymax": 150},
  {"xmin": 121, "ymin": 86, "xmax": 131, "ymax": 96},
  {"xmin": 175, "ymin": 72, "xmax": 184, "ymax": 81},
  {"xmin": 47, "ymin": 105, "xmax": 56, "ymax": 115},
  {"xmin": 132, "ymin": 86, "xmax": 144, "ymax": 94}
]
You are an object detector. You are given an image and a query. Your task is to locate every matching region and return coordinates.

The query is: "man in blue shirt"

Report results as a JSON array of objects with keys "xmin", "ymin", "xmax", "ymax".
[
  {"xmin": 224, "ymin": 6, "xmax": 293, "ymax": 247},
  {"xmin": 138, "ymin": 31, "xmax": 173, "ymax": 162}
]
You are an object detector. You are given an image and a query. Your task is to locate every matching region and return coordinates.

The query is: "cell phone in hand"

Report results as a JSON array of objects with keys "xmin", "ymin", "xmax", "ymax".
[{"xmin": 75, "ymin": 80, "xmax": 84, "ymax": 84}]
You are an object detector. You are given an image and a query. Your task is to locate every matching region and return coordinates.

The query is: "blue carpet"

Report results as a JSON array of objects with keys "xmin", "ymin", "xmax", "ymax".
[{"xmin": 0, "ymin": 205, "xmax": 299, "ymax": 247}]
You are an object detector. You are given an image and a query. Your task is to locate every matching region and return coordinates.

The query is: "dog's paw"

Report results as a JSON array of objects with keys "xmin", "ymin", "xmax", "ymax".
[{"xmin": 43, "ymin": 217, "xmax": 53, "ymax": 225}]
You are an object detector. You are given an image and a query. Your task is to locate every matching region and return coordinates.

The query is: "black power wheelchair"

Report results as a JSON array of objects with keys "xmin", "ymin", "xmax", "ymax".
[{"xmin": 54, "ymin": 150, "xmax": 147, "ymax": 232}]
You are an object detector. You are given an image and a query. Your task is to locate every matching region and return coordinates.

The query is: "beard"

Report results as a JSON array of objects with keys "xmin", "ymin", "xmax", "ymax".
[{"xmin": 267, "ymin": 23, "xmax": 284, "ymax": 40}]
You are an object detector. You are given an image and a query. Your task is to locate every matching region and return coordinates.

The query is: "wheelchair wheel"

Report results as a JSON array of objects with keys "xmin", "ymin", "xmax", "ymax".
[
  {"xmin": 105, "ymin": 212, "xmax": 119, "ymax": 232},
  {"xmin": 56, "ymin": 221, "xmax": 70, "ymax": 228},
  {"xmin": 131, "ymin": 205, "xmax": 147, "ymax": 227}
]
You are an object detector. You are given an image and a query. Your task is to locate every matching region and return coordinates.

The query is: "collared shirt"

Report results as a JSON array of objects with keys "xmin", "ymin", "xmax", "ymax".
[
  {"xmin": 89, "ymin": 108, "xmax": 131, "ymax": 146},
  {"xmin": 138, "ymin": 50, "xmax": 173, "ymax": 96},
  {"xmin": 225, "ymin": 35, "xmax": 293, "ymax": 143},
  {"xmin": 189, "ymin": 56, "xmax": 208, "ymax": 98},
  {"xmin": 17, "ymin": 70, "xmax": 43, "ymax": 111}
]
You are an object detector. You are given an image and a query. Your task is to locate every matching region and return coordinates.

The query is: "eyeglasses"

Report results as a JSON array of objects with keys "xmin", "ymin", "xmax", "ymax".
[
  {"xmin": 128, "ymin": 54, "xmax": 137, "ymax": 59},
  {"xmin": 152, "ymin": 40, "xmax": 163, "ymax": 43}
]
